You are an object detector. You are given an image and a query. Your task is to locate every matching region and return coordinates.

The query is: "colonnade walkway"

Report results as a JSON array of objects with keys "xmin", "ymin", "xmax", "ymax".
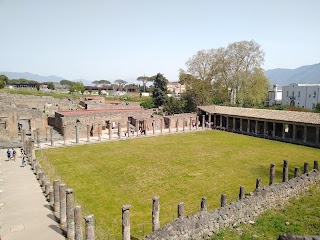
[{"xmin": 0, "ymin": 148, "xmax": 65, "ymax": 240}]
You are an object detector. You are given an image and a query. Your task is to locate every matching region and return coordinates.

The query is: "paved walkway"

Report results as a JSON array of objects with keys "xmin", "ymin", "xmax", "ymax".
[{"xmin": 0, "ymin": 149, "xmax": 65, "ymax": 240}]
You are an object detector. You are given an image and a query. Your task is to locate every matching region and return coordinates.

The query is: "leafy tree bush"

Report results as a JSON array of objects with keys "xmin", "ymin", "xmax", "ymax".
[
  {"xmin": 316, "ymin": 103, "xmax": 320, "ymax": 112},
  {"xmin": 163, "ymin": 97, "xmax": 185, "ymax": 115},
  {"xmin": 151, "ymin": 73, "xmax": 168, "ymax": 107},
  {"xmin": 140, "ymin": 98, "xmax": 155, "ymax": 109}
]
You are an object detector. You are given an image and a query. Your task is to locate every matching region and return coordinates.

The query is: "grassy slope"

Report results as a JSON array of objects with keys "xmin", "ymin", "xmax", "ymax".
[
  {"xmin": 38, "ymin": 131, "xmax": 320, "ymax": 238},
  {"xmin": 211, "ymin": 183, "xmax": 320, "ymax": 240}
]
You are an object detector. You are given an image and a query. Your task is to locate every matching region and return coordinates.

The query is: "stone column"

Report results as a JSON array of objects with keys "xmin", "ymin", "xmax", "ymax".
[
  {"xmin": 176, "ymin": 119, "xmax": 179, "ymax": 132},
  {"xmin": 303, "ymin": 125, "xmax": 307, "ymax": 143},
  {"xmin": 53, "ymin": 180, "xmax": 60, "ymax": 216},
  {"xmin": 182, "ymin": 118, "xmax": 185, "ymax": 132},
  {"xmin": 200, "ymin": 197, "xmax": 207, "ymax": 211},
  {"xmin": 282, "ymin": 124, "xmax": 286, "ymax": 139},
  {"xmin": 219, "ymin": 115, "xmax": 222, "ymax": 128},
  {"xmin": 122, "ymin": 205, "xmax": 131, "ymax": 240},
  {"xmin": 255, "ymin": 120, "xmax": 258, "ymax": 134},
  {"xmin": 50, "ymin": 126, "xmax": 54, "ymax": 146},
  {"xmin": 98, "ymin": 123, "xmax": 101, "ymax": 141},
  {"xmin": 160, "ymin": 118, "xmax": 163, "ymax": 133},
  {"xmin": 127, "ymin": 121, "xmax": 130, "ymax": 138},
  {"xmin": 36, "ymin": 128, "xmax": 40, "ymax": 147},
  {"xmin": 292, "ymin": 124, "xmax": 296, "ymax": 141},
  {"xmin": 225, "ymin": 116, "xmax": 229, "ymax": 130},
  {"xmin": 189, "ymin": 117, "xmax": 192, "ymax": 130},
  {"xmin": 196, "ymin": 116, "xmax": 199, "ymax": 129},
  {"xmin": 152, "ymin": 196, "xmax": 160, "ymax": 231},
  {"xmin": 213, "ymin": 114, "xmax": 216, "ymax": 128},
  {"xmin": 45, "ymin": 182, "xmax": 50, "ymax": 197},
  {"xmin": 314, "ymin": 160, "xmax": 319, "ymax": 171},
  {"xmin": 39, "ymin": 172, "xmax": 44, "ymax": 185},
  {"xmin": 247, "ymin": 119, "xmax": 250, "ymax": 133},
  {"xmin": 233, "ymin": 118, "xmax": 236, "ymax": 131},
  {"xmin": 202, "ymin": 115, "xmax": 205, "ymax": 129},
  {"xmin": 294, "ymin": 167, "xmax": 300, "ymax": 178},
  {"xmin": 256, "ymin": 178, "xmax": 262, "ymax": 190},
  {"xmin": 269, "ymin": 164, "xmax": 275, "ymax": 185},
  {"xmin": 22, "ymin": 129, "xmax": 26, "ymax": 150},
  {"xmin": 33, "ymin": 129, "xmax": 37, "ymax": 143},
  {"xmin": 118, "ymin": 123, "xmax": 121, "ymax": 139},
  {"xmin": 304, "ymin": 162, "xmax": 309, "ymax": 173},
  {"xmin": 135, "ymin": 121, "xmax": 139, "ymax": 136},
  {"xmin": 63, "ymin": 125, "xmax": 67, "ymax": 145},
  {"xmin": 84, "ymin": 215, "xmax": 95, "ymax": 240},
  {"xmin": 263, "ymin": 121, "xmax": 267, "ymax": 137},
  {"xmin": 240, "ymin": 118, "xmax": 243, "ymax": 132},
  {"xmin": 46, "ymin": 127, "xmax": 49, "ymax": 141},
  {"xmin": 60, "ymin": 183, "xmax": 67, "ymax": 226},
  {"xmin": 168, "ymin": 118, "xmax": 171, "ymax": 133},
  {"xmin": 239, "ymin": 186, "xmax": 245, "ymax": 200},
  {"xmin": 87, "ymin": 125, "xmax": 90, "ymax": 143},
  {"xmin": 74, "ymin": 206, "xmax": 83, "ymax": 240},
  {"xmin": 152, "ymin": 120, "xmax": 155, "ymax": 135},
  {"xmin": 109, "ymin": 122, "xmax": 112, "ymax": 140},
  {"xmin": 220, "ymin": 194, "xmax": 227, "ymax": 207},
  {"xmin": 208, "ymin": 114, "xmax": 211, "ymax": 127},
  {"xmin": 49, "ymin": 188, "xmax": 54, "ymax": 207},
  {"xmin": 66, "ymin": 189, "xmax": 75, "ymax": 240},
  {"xmin": 143, "ymin": 119, "xmax": 147, "ymax": 135},
  {"xmin": 316, "ymin": 127, "xmax": 319, "ymax": 146},
  {"xmin": 272, "ymin": 122, "xmax": 275, "ymax": 138},
  {"xmin": 283, "ymin": 160, "xmax": 288, "ymax": 182},
  {"xmin": 75, "ymin": 125, "xmax": 79, "ymax": 144},
  {"xmin": 177, "ymin": 202, "xmax": 184, "ymax": 218}
]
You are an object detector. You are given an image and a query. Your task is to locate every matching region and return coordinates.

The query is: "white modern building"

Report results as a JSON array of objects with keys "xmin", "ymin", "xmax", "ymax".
[
  {"xmin": 265, "ymin": 84, "xmax": 282, "ymax": 106},
  {"xmin": 282, "ymin": 83, "xmax": 320, "ymax": 110}
]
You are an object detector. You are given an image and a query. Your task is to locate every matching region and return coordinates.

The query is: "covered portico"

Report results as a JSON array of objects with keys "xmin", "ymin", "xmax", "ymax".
[{"xmin": 198, "ymin": 105, "xmax": 320, "ymax": 148}]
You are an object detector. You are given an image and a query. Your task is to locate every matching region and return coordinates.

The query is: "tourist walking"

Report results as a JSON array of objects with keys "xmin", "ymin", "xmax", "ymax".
[
  {"xmin": 6, "ymin": 149, "xmax": 11, "ymax": 161},
  {"xmin": 12, "ymin": 148, "xmax": 16, "ymax": 161}
]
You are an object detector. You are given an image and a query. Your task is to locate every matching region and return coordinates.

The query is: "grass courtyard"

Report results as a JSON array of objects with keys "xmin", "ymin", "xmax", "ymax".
[{"xmin": 38, "ymin": 130, "xmax": 320, "ymax": 239}]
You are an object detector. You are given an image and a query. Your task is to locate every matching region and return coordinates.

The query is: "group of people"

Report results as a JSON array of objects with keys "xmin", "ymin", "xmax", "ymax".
[
  {"xmin": 6, "ymin": 148, "xmax": 17, "ymax": 161},
  {"xmin": 6, "ymin": 148, "xmax": 27, "ymax": 167}
]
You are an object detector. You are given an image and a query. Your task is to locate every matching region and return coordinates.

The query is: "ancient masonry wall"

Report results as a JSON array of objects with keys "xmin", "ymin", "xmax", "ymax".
[{"xmin": 144, "ymin": 170, "xmax": 320, "ymax": 240}]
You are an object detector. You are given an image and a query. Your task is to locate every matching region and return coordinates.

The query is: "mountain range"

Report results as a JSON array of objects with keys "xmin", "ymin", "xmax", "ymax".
[
  {"xmin": 265, "ymin": 63, "xmax": 320, "ymax": 86},
  {"xmin": 2, "ymin": 63, "xmax": 320, "ymax": 87}
]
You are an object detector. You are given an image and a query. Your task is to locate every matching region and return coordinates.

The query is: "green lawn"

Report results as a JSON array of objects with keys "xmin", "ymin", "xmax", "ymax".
[{"xmin": 38, "ymin": 130, "xmax": 320, "ymax": 239}]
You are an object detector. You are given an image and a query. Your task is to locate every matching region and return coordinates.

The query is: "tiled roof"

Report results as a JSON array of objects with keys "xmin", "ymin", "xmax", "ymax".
[{"xmin": 198, "ymin": 105, "xmax": 320, "ymax": 125}]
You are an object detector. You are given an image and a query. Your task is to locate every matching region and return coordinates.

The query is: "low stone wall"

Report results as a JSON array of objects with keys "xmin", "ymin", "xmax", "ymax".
[
  {"xmin": 144, "ymin": 169, "xmax": 320, "ymax": 239},
  {"xmin": 278, "ymin": 233, "xmax": 320, "ymax": 240}
]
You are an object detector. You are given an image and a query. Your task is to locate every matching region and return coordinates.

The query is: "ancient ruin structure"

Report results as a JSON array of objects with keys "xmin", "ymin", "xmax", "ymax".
[{"xmin": 198, "ymin": 105, "xmax": 320, "ymax": 148}]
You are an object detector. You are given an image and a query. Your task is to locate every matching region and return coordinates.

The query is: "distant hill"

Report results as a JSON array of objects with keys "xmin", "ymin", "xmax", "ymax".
[
  {"xmin": 0, "ymin": 71, "xmax": 64, "ymax": 83},
  {"xmin": 0, "ymin": 71, "xmax": 92, "ymax": 86},
  {"xmin": 265, "ymin": 63, "xmax": 320, "ymax": 86}
]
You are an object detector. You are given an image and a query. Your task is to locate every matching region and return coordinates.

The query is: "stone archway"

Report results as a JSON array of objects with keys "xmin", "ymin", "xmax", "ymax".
[{"xmin": 290, "ymin": 100, "xmax": 295, "ymax": 106}]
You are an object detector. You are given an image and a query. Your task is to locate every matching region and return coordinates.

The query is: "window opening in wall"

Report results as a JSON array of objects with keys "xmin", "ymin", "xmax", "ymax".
[
  {"xmin": 313, "ymin": 91, "xmax": 316, "ymax": 98},
  {"xmin": 292, "ymin": 91, "xmax": 294, "ymax": 97},
  {"xmin": 298, "ymin": 91, "xmax": 300, "ymax": 97},
  {"xmin": 286, "ymin": 91, "xmax": 288, "ymax": 97}
]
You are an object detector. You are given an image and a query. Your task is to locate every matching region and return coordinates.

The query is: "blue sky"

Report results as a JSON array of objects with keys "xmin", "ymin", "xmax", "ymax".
[{"xmin": 1, "ymin": 0, "xmax": 319, "ymax": 83}]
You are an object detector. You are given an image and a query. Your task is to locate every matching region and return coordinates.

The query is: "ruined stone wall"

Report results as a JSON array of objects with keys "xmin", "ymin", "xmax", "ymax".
[
  {"xmin": 144, "ymin": 170, "xmax": 320, "ymax": 240},
  {"xmin": 54, "ymin": 110, "xmax": 155, "ymax": 139}
]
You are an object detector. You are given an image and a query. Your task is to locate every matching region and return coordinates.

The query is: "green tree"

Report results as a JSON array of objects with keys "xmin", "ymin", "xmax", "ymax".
[
  {"xmin": 179, "ymin": 70, "xmax": 214, "ymax": 112},
  {"xmin": 69, "ymin": 82, "xmax": 84, "ymax": 94},
  {"xmin": 163, "ymin": 97, "xmax": 185, "ymax": 115},
  {"xmin": 151, "ymin": 73, "xmax": 168, "ymax": 107},
  {"xmin": 315, "ymin": 103, "xmax": 320, "ymax": 112},
  {"xmin": 114, "ymin": 79, "xmax": 128, "ymax": 91},
  {"xmin": 36, "ymin": 83, "xmax": 40, "ymax": 91},
  {"xmin": 140, "ymin": 98, "xmax": 155, "ymax": 109},
  {"xmin": 0, "ymin": 75, "xmax": 8, "ymax": 85},
  {"xmin": 60, "ymin": 80, "xmax": 75, "ymax": 86},
  {"xmin": 137, "ymin": 75, "xmax": 151, "ymax": 92},
  {"xmin": 47, "ymin": 82, "xmax": 55, "ymax": 90},
  {"xmin": 184, "ymin": 40, "xmax": 269, "ymax": 107},
  {"xmin": 0, "ymin": 80, "xmax": 5, "ymax": 89},
  {"xmin": 87, "ymin": 86, "xmax": 93, "ymax": 94}
]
